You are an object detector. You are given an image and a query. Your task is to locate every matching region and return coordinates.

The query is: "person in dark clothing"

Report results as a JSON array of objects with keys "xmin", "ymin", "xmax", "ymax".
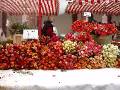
[{"xmin": 42, "ymin": 20, "xmax": 55, "ymax": 37}]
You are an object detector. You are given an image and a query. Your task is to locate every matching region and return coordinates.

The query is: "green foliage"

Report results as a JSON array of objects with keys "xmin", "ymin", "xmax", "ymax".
[
  {"xmin": 0, "ymin": 39, "xmax": 13, "ymax": 46},
  {"xmin": 9, "ymin": 23, "xmax": 30, "ymax": 35}
]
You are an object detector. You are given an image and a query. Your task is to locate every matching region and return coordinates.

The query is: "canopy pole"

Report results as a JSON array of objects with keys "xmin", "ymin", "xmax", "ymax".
[{"xmin": 38, "ymin": 0, "xmax": 42, "ymax": 37}]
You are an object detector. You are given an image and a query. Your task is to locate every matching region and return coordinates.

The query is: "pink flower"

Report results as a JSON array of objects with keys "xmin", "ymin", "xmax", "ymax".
[{"xmin": 65, "ymin": 33, "xmax": 74, "ymax": 41}]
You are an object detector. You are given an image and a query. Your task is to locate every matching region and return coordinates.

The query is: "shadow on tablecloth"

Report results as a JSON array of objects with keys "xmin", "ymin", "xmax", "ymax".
[{"xmin": 0, "ymin": 84, "xmax": 120, "ymax": 90}]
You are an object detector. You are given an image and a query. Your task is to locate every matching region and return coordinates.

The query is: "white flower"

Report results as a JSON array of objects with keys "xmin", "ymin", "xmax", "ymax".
[{"xmin": 102, "ymin": 44, "xmax": 119, "ymax": 67}]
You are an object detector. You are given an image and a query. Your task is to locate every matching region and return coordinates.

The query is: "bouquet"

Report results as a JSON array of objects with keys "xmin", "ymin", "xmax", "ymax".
[
  {"xmin": 95, "ymin": 24, "xmax": 117, "ymax": 36},
  {"xmin": 77, "ymin": 41, "xmax": 102, "ymax": 58},
  {"xmin": 102, "ymin": 44, "xmax": 119, "ymax": 67},
  {"xmin": 63, "ymin": 40, "xmax": 77, "ymax": 53},
  {"xmin": 71, "ymin": 20, "xmax": 94, "ymax": 33}
]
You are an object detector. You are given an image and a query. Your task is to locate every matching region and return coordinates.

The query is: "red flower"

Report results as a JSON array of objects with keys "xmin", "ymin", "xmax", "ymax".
[
  {"xmin": 71, "ymin": 20, "xmax": 94, "ymax": 33},
  {"xmin": 65, "ymin": 33, "xmax": 75, "ymax": 41},
  {"xmin": 95, "ymin": 24, "xmax": 117, "ymax": 36},
  {"xmin": 50, "ymin": 35, "xmax": 60, "ymax": 42},
  {"xmin": 75, "ymin": 32, "xmax": 94, "ymax": 43}
]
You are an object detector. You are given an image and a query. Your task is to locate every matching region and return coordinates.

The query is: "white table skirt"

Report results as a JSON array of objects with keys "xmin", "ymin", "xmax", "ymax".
[
  {"xmin": 0, "ymin": 69, "xmax": 120, "ymax": 90},
  {"xmin": 0, "ymin": 85, "xmax": 120, "ymax": 90}
]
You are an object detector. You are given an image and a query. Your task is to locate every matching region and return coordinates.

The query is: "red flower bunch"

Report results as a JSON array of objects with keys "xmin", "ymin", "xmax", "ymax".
[
  {"xmin": 84, "ymin": 41, "xmax": 102, "ymax": 56},
  {"xmin": 75, "ymin": 32, "xmax": 94, "ymax": 43},
  {"xmin": 95, "ymin": 24, "xmax": 117, "ymax": 36},
  {"xmin": 0, "ymin": 40, "xmax": 42, "ymax": 69},
  {"xmin": 47, "ymin": 41, "xmax": 63, "ymax": 56},
  {"xmin": 65, "ymin": 33, "xmax": 75, "ymax": 41},
  {"xmin": 59, "ymin": 54, "xmax": 77, "ymax": 70},
  {"xmin": 71, "ymin": 20, "xmax": 94, "ymax": 33},
  {"xmin": 64, "ymin": 32, "xmax": 94, "ymax": 43},
  {"xmin": 39, "ymin": 49, "xmax": 59, "ymax": 70},
  {"xmin": 39, "ymin": 41, "xmax": 64, "ymax": 70},
  {"xmin": 50, "ymin": 35, "xmax": 60, "ymax": 42},
  {"xmin": 39, "ymin": 35, "xmax": 50, "ymax": 45},
  {"xmin": 77, "ymin": 41, "xmax": 102, "ymax": 58},
  {"xmin": 71, "ymin": 20, "xmax": 117, "ymax": 36},
  {"xmin": 40, "ymin": 35, "xmax": 60, "ymax": 44}
]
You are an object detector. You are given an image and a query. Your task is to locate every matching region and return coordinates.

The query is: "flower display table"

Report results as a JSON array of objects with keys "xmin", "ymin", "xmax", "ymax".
[
  {"xmin": 0, "ymin": 69, "xmax": 120, "ymax": 90},
  {"xmin": 0, "ymin": 20, "xmax": 119, "ymax": 90}
]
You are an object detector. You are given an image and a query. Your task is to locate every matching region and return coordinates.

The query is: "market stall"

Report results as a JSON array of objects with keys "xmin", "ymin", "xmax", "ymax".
[
  {"xmin": 0, "ymin": 0, "xmax": 59, "ymax": 36},
  {"xmin": 0, "ymin": 0, "xmax": 59, "ymax": 15}
]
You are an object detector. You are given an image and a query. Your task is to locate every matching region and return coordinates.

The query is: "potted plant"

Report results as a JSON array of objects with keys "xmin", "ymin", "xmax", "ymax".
[
  {"xmin": 9, "ymin": 23, "xmax": 29, "ymax": 44},
  {"xmin": 10, "ymin": 23, "xmax": 29, "ymax": 34}
]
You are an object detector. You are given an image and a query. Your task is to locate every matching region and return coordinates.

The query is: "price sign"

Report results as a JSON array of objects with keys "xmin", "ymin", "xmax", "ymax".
[
  {"xmin": 84, "ymin": 12, "xmax": 91, "ymax": 17},
  {"xmin": 23, "ymin": 29, "xmax": 38, "ymax": 39},
  {"xmin": 66, "ymin": 0, "xmax": 74, "ymax": 3}
]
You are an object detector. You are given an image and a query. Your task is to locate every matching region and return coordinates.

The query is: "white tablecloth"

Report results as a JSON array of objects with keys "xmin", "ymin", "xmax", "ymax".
[{"xmin": 0, "ymin": 69, "xmax": 120, "ymax": 90}]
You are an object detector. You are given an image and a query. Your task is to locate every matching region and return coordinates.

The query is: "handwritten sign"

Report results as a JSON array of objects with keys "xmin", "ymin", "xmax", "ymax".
[
  {"xmin": 66, "ymin": 0, "xmax": 74, "ymax": 3},
  {"xmin": 84, "ymin": 12, "xmax": 91, "ymax": 17},
  {"xmin": 23, "ymin": 29, "xmax": 38, "ymax": 39}
]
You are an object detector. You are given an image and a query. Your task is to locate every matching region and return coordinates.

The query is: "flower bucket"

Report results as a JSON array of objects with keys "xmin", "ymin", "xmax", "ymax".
[{"xmin": 93, "ymin": 35, "xmax": 112, "ymax": 45}]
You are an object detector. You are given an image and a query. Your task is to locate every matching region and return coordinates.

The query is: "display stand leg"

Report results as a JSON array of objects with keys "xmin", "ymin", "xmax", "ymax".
[
  {"xmin": 85, "ymin": 16, "xmax": 89, "ymax": 22},
  {"xmin": 38, "ymin": 0, "xmax": 42, "ymax": 37}
]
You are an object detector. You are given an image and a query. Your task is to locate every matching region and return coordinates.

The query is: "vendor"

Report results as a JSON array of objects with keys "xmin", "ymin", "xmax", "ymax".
[
  {"xmin": 42, "ymin": 20, "xmax": 54, "ymax": 37},
  {"xmin": 42, "ymin": 16, "xmax": 58, "ymax": 37}
]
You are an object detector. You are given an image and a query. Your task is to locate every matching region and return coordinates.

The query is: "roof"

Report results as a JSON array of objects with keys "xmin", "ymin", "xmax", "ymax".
[
  {"xmin": 66, "ymin": 0, "xmax": 120, "ymax": 15},
  {"xmin": 0, "ymin": 0, "xmax": 59, "ymax": 15}
]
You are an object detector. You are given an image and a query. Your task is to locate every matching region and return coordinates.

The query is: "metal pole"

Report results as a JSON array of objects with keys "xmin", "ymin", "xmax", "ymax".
[{"xmin": 38, "ymin": 0, "xmax": 42, "ymax": 37}]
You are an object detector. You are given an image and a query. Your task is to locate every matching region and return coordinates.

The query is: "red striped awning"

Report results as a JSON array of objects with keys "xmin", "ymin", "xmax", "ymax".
[
  {"xmin": 74, "ymin": 0, "xmax": 120, "ymax": 5},
  {"xmin": 0, "ymin": 0, "xmax": 59, "ymax": 15},
  {"xmin": 66, "ymin": 0, "xmax": 120, "ymax": 15}
]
